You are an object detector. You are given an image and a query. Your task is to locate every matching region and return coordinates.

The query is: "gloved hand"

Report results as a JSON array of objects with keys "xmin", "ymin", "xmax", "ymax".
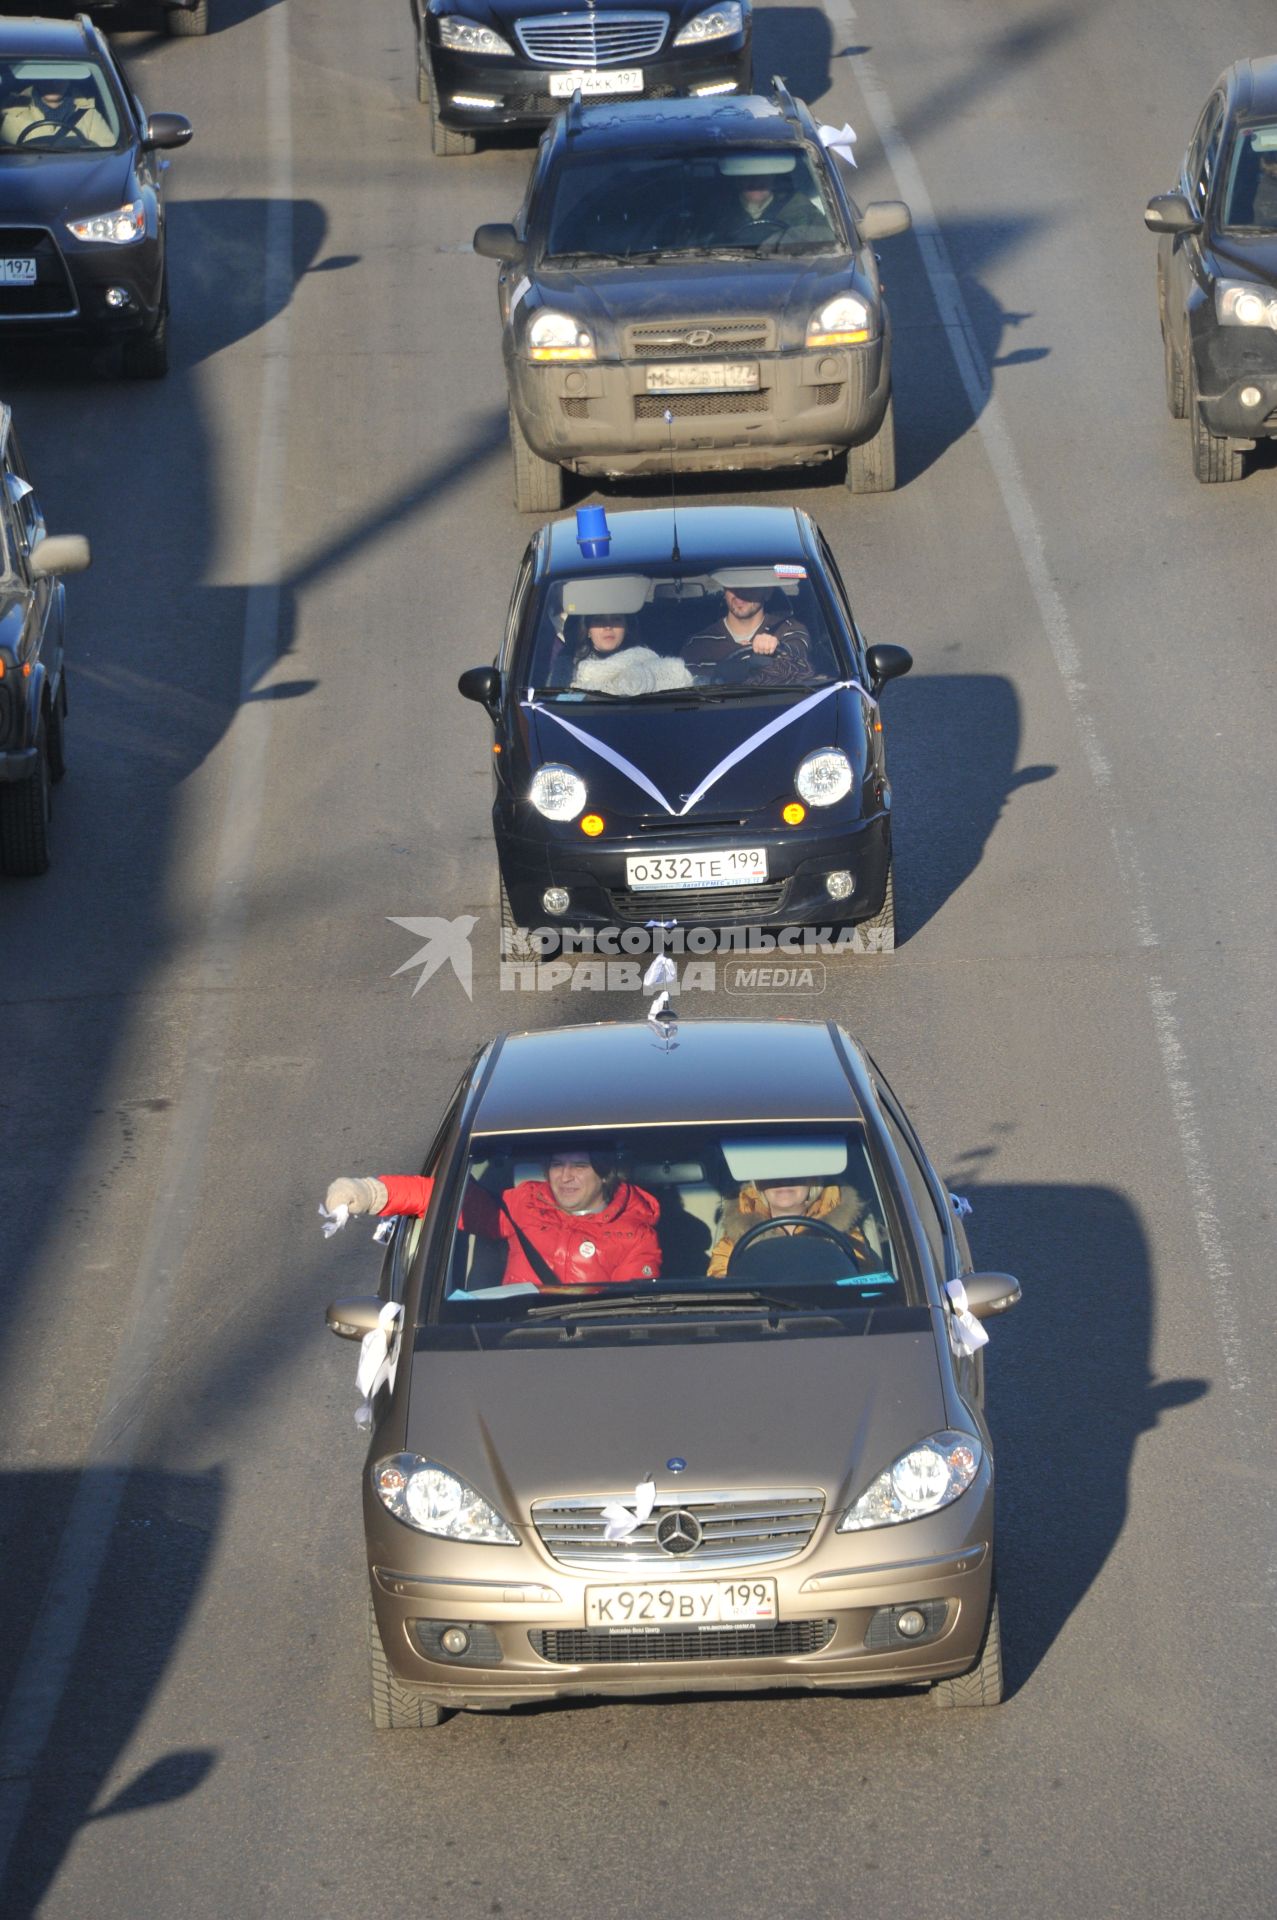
[{"xmin": 324, "ymin": 1176, "xmax": 388, "ymax": 1217}]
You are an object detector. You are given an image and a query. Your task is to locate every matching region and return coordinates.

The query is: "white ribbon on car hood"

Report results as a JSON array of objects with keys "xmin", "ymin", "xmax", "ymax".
[
  {"xmin": 524, "ymin": 680, "xmax": 875, "ymax": 817},
  {"xmin": 944, "ymin": 1278, "xmax": 989, "ymax": 1357},
  {"xmin": 355, "ymin": 1301, "xmax": 403, "ymax": 1431}
]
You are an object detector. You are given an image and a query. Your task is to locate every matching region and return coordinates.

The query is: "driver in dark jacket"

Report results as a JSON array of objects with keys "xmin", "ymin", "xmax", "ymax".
[{"xmin": 683, "ymin": 586, "xmax": 819, "ymax": 688}]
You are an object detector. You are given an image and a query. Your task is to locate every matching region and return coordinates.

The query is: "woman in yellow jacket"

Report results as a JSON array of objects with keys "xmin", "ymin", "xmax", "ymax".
[{"xmin": 707, "ymin": 1176, "xmax": 871, "ymax": 1277}]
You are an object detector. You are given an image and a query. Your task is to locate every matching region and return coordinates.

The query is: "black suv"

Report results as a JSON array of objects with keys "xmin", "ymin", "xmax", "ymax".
[
  {"xmin": 0, "ymin": 401, "xmax": 91, "ymax": 876},
  {"xmin": 473, "ymin": 84, "xmax": 911, "ymax": 511},
  {"xmin": 416, "ymin": 1, "xmax": 752, "ymax": 157}
]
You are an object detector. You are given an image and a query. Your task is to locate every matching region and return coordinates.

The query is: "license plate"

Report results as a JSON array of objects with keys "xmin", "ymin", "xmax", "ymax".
[
  {"xmin": 646, "ymin": 362, "xmax": 760, "ymax": 392},
  {"xmin": 549, "ymin": 68, "xmax": 643, "ymax": 98},
  {"xmin": 626, "ymin": 848, "xmax": 768, "ymax": 890},
  {"xmin": 585, "ymin": 1578, "xmax": 778, "ymax": 1628},
  {"xmin": 0, "ymin": 259, "xmax": 36, "ymax": 286}
]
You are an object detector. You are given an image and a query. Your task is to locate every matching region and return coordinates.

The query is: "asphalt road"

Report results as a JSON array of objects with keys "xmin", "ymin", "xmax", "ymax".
[{"xmin": 2, "ymin": 0, "xmax": 1275, "ymax": 1913}]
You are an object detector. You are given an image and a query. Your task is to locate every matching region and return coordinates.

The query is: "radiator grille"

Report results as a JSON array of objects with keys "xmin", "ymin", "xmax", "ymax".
[
  {"xmin": 635, "ymin": 390, "xmax": 769, "ymax": 419},
  {"xmin": 532, "ymin": 1619, "xmax": 836, "ymax": 1663},
  {"xmin": 0, "ymin": 228, "xmax": 76, "ymax": 318},
  {"xmin": 606, "ymin": 880, "xmax": 789, "ymax": 922},
  {"xmin": 627, "ymin": 319, "xmax": 772, "ymax": 357},
  {"xmin": 533, "ymin": 1489, "xmax": 822, "ymax": 1568},
  {"xmin": 515, "ymin": 13, "xmax": 668, "ymax": 66}
]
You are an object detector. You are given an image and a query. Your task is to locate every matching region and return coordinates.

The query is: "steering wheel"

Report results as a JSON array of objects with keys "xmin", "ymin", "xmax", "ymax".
[
  {"xmin": 17, "ymin": 121, "xmax": 93, "ymax": 149},
  {"xmin": 725, "ymin": 1215, "xmax": 868, "ymax": 1277}
]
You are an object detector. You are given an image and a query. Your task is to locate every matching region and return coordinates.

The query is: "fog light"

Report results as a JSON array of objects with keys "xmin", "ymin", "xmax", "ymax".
[
  {"xmin": 694, "ymin": 81, "xmax": 738, "ymax": 96},
  {"xmin": 440, "ymin": 1627, "xmax": 471, "ymax": 1656},
  {"xmin": 105, "ymin": 286, "xmax": 129, "ymax": 309},
  {"xmin": 580, "ymin": 813, "xmax": 604, "ymax": 837},
  {"xmin": 825, "ymin": 870, "xmax": 854, "ymax": 900},
  {"xmin": 542, "ymin": 886, "xmax": 570, "ymax": 915},
  {"xmin": 451, "ymin": 94, "xmax": 498, "ymax": 110},
  {"xmin": 1240, "ymin": 385, "xmax": 1263, "ymax": 408},
  {"xmin": 895, "ymin": 1608, "xmax": 927, "ymax": 1639}
]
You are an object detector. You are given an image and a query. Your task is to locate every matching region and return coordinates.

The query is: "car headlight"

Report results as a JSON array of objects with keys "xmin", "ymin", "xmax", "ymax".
[
  {"xmin": 527, "ymin": 309, "xmax": 595, "ymax": 362},
  {"xmin": 795, "ymin": 748, "xmax": 852, "ymax": 807},
  {"xmin": 673, "ymin": 2, "xmax": 744, "ymax": 44},
  {"xmin": 807, "ymin": 294, "xmax": 873, "ymax": 346},
  {"xmin": 373, "ymin": 1455, "xmax": 518, "ymax": 1543},
  {"xmin": 530, "ymin": 763, "xmax": 587, "ymax": 820},
  {"xmin": 66, "ymin": 200, "xmax": 146, "ymax": 245},
  {"xmin": 437, "ymin": 16, "xmax": 514, "ymax": 55},
  {"xmin": 837, "ymin": 1431, "xmax": 983, "ymax": 1531},
  {"xmin": 1215, "ymin": 279, "xmax": 1277, "ymax": 330}
]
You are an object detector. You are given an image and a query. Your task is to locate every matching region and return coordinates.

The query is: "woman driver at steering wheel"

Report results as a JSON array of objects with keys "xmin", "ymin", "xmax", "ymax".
[{"xmin": 707, "ymin": 1174, "xmax": 871, "ymax": 1278}]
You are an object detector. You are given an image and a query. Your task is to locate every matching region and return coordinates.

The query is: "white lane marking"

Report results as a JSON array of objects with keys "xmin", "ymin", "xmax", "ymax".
[
  {"xmin": 0, "ymin": 6, "xmax": 294, "ymax": 1876},
  {"xmin": 822, "ymin": 4, "xmax": 1266, "ymax": 1518}
]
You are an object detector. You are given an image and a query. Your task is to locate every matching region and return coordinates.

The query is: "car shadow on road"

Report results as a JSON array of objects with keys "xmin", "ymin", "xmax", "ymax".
[{"xmin": 0, "ymin": 1467, "xmax": 223, "ymax": 1916}]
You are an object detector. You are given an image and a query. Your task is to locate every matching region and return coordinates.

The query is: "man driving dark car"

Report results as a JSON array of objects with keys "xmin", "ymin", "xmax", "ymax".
[{"xmin": 682, "ymin": 584, "xmax": 818, "ymax": 688}]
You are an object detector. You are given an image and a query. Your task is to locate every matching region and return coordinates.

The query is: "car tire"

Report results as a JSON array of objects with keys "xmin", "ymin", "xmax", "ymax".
[
  {"xmin": 123, "ymin": 302, "xmax": 169, "ymax": 381},
  {"xmin": 510, "ymin": 404, "xmax": 566, "ymax": 514},
  {"xmin": 1161, "ymin": 324, "xmax": 1187, "ymax": 419},
  {"xmin": 166, "ymin": 0, "xmax": 209, "ymax": 36},
  {"xmin": 1189, "ymin": 368, "xmax": 1244, "ymax": 484},
  {"xmin": 47, "ymin": 679, "xmax": 67, "ymax": 785},
  {"xmin": 931, "ymin": 1588, "xmax": 1003, "ymax": 1707},
  {"xmin": 846, "ymin": 392, "xmax": 897, "ymax": 495},
  {"xmin": 858, "ymin": 858, "xmax": 894, "ymax": 953},
  {"xmin": 0, "ymin": 720, "xmax": 52, "ymax": 877},
  {"xmin": 368, "ymin": 1597, "xmax": 446, "ymax": 1730},
  {"xmin": 428, "ymin": 66, "xmax": 477, "ymax": 156},
  {"xmin": 500, "ymin": 874, "xmax": 536, "ymax": 961}
]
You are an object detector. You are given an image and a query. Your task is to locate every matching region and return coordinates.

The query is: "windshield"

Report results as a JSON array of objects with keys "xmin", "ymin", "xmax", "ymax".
[
  {"xmin": 520, "ymin": 562, "xmax": 847, "ymax": 701},
  {"xmin": 428, "ymin": 1123, "xmax": 911, "ymax": 1325},
  {"xmin": 0, "ymin": 59, "xmax": 123, "ymax": 152},
  {"xmin": 544, "ymin": 147, "xmax": 843, "ymax": 260},
  {"xmin": 1221, "ymin": 122, "xmax": 1277, "ymax": 228}
]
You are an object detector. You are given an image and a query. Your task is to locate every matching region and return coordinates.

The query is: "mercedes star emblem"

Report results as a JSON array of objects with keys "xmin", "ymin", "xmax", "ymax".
[{"xmin": 655, "ymin": 1508, "xmax": 703, "ymax": 1556}]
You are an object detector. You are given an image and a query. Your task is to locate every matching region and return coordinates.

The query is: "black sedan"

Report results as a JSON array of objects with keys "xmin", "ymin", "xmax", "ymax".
[
  {"xmin": 1145, "ymin": 55, "xmax": 1277, "ymax": 482},
  {"xmin": 0, "ymin": 14, "xmax": 191, "ymax": 376},
  {"xmin": 415, "ymin": 0, "xmax": 752, "ymax": 157},
  {"xmin": 458, "ymin": 503, "xmax": 910, "ymax": 949},
  {"xmin": 473, "ymin": 87, "xmax": 910, "ymax": 510},
  {"xmin": 0, "ymin": 400, "xmax": 91, "ymax": 876}
]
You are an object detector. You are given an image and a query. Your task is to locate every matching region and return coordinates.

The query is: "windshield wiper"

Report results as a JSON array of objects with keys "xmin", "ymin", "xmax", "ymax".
[{"xmin": 524, "ymin": 1288, "xmax": 812, "ymax": 1319}]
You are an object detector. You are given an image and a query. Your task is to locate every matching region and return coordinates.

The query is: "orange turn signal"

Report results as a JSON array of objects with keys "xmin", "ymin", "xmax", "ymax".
[
  {"xmin": 782, "ymin": 802, "xmax": 806, "ymax": 826},
  {"xmin": 580, "ymin": 813, "xmax": 605, "ymax": 837}
]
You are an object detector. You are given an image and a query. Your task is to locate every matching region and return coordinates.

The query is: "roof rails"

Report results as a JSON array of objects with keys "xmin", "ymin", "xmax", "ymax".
[{"xmin": 770, "ymin": 75, "xmax": 801, "ymax": 130}]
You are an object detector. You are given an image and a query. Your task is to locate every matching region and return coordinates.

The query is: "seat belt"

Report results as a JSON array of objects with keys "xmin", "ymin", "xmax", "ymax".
[{"xmin": 497, "ymin": 1194, "xmax": 562, "ymax": 1290}]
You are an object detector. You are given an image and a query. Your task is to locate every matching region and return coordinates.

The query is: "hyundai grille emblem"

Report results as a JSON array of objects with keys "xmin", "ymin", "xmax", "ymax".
[
  {"xmin": 686, "ymin": 328, "xmax": 714, "ymax": 348},
  {"xmin": 655, "ymin": 1509, "xmax": 703, "ymax": 1556}
]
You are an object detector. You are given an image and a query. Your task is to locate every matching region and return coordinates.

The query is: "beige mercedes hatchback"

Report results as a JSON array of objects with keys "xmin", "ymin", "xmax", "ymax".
[{"xmin": 326, "ymin": 1020, "xmax": 1020, "ymax": 1727}]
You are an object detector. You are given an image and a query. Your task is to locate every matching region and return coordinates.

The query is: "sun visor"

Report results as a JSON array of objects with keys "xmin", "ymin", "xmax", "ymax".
[
  {"xmin": 559, "ymin": 576, "xmax": 650, "ymax": 616},
  {"xmin": 722, "ymin": 1137, "xmax": 849, "ymax": 1181},
  {"xmin": 1249, "ymin": 127, "xmax": 1277, "ymax": 151},
  {"xmin": 12, "ymin": 64, "xmax": 96, "ymax": 81},
  {"xmin": 719, "ymin": 154, "xmax": 798, "ymax": 176},
  {"xmin": 712, "ymin": 568, "xmax": 800, "ymax": 594}
]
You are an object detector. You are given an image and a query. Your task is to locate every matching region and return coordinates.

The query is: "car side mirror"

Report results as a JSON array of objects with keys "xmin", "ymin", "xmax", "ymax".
[
  {"xmin": 326, "ymin": 1296, "xmax": 386, "ymax": 1341},
  {"xmin": 1144, "ymin": 192, "xmax": 1199, "ymax": 235},
  {"xmin": 459, "ymin": 666, "xmax": 502, "ymax": 717},
  {"xmin": 29, "ymin": 534, "xmax": 91, "ymax": 578},
  {"xmin": 860, "ymin": 200, "xmax": 912, "ymax": 242},
  {"xmin": 864, "ymin": 642, "xmax": 912, "ymax": 691},
  {"xmin": 473, "ymin": 223, "xmax": 526, "ymax": 264},
  {"xmin": 961, "ymin": 1272, "xmax": 1022, "ymax": 1319},
  {"xmin": 143, "ymin": 112, "xmax": 194, "ymax": 152}
]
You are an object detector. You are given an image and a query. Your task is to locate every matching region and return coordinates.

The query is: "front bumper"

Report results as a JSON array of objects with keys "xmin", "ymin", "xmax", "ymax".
[
  {"xmin": 510, "ymin": 339, "xmax": 889, "ymax": 478},
  {"xmin": 0, "ymin": 226, "xmax": 165, "ymax": 341},
  {"xmin": 1192, "ymin": 318, "xmax": 1277, "ymax": 438},
  {"xmin": 366, "ymin": 1487, "xmax": 995, "ymax": 1710},
  {"xmin": 497, "ymin": 810, "xmax": 891, "ymax": 930},
  {"xmin": 427, "ymin": 42, "xmax": 752, "ymax": 131}
]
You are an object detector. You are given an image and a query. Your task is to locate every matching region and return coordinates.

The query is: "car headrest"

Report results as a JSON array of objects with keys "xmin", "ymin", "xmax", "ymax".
[{"xmin": 511, "ymin": 1160, "xmax": 546, "ymax": 1187}]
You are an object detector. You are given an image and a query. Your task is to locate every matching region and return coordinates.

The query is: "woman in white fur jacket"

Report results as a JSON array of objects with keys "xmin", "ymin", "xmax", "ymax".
[{"xmin": 570, "ymin": 616, "xmax": 697, "ymax": 697}]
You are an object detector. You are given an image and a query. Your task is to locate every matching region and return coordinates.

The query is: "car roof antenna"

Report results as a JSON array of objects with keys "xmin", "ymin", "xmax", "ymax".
[
  {"xmin": 771, "ymin": 75, "xmax": 801, "ymax": 131},
  {"xmin": 662, "ymin": 408, "xmax": 681, "ymax": 563}
]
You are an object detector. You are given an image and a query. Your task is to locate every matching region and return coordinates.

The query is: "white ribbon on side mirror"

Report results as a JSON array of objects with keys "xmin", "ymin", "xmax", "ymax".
[
  {"xmin": 601, "ymin": 1476, "xmax": 657, "ymax": 1541},
  {"xmin": 318, "ymin": 1202, "xmax": 350, "ymax": 1238},
  {"xmin": 355, "ymin": 1301, "xmax": 403, "ymax": 1430},
  {"xmin": 945, "ymin": 1278, "xmax": 989, "ymax": 1356},
  {"xmin": 817, "ymin": 121, "xmax": 858, "ymax": 166}
]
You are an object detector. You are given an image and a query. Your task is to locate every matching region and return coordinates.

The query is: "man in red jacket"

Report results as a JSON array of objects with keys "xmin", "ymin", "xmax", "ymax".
[{"xmin": 325, "ymin": 1147, "xmax": 661, "ymax": 1289}]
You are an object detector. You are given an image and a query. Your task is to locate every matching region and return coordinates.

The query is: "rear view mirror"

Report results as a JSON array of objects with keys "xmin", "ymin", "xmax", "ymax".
[
  {"xmin": 1144, "ymin": 192, "xmax": 1199, "ymax": 235},
  {"xmin": 326, "ymin": 1297, "xmax": 385, "ymax": 1341},
  {"xmin": 144, "ymin": 112, "xmax": 194, "ymax": 152},
  {"xmin": 459, "ymin": 666, "xmax": 502, "ymax": 717},
  {"xmin": 961, "ymin": 1273, "xmax": 1022, "ymax": 1319},
  {"xmin": 29, "ymin": 534, "xmax": 91, "ymax": 577},
  {"xmin": 864, "ymin": 642, "xmax": 911, "ymax": 690},
  {"xmin": 473, "ymin": 223, "xmax": 525, "ymax": 264},
  {"xmin": 860, "ymin": 200, "xmax": 912, "ymax": 242}
]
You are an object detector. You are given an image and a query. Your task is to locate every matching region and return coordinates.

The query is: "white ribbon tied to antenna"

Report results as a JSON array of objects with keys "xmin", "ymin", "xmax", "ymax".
[
  {"xmin": 817, "ymin": 122, "xmax": 858, "ymax": 166},
  {"xmin": 643, "ymin": 953, "xmax": 678, "ymax": 995},
  {"xmin": 944, "ymin": 1278, "xmax": 989, "ymax": 1357},
  {"xmin": 602, "ymin": 1476, "xmax": 657, "ymax": 1541},
  {"xmin": 355, "ymin": 1301, "xmax": 404, "ymax": 1430},
  {"xmin": 318, "ymin": 1202, "xmax": 350, "ymax": 1238}
]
